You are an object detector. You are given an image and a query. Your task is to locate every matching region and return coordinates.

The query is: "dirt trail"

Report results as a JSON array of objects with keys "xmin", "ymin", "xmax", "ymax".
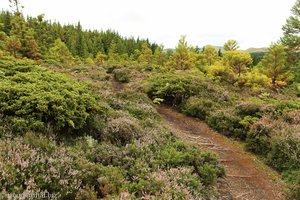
[
  {"xmin": 158, "ymin": 105, "xmax": 286, "ymax": 200},
  {"xmin": 112, "ymin": 77, "xmax": 126, "ymax": 92}
]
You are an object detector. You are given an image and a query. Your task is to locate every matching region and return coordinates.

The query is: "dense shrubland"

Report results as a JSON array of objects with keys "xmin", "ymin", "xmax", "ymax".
[{"xmin": 0, "ymin": 58, "xmax": 224, "ymax": 199}]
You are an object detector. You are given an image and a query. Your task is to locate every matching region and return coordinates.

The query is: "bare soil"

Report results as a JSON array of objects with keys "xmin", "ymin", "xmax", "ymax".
[{"xmin": 158, "ymin": 105, "xmax": 286, "ymax": 200}]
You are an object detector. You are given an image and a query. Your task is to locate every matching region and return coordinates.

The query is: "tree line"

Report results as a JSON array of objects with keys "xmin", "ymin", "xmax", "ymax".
[
  {"xmin": 1, "ymin": 0, "xmax": 300, "ymax": 89},
  {"xmin": 0, "ymin": 10, "xmax": 159, "ymax": 60}
]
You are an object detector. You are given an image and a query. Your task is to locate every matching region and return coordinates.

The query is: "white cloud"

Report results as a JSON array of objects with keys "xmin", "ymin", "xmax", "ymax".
[{"xmin": 0, "ymin": 0, "xmax": 296, "ymax": 49}]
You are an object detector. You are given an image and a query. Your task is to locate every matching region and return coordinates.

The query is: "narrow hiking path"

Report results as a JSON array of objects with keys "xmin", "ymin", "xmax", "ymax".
[{"xmin": 158, "ymin": 105, "xmax": 286, "ymax": 200}]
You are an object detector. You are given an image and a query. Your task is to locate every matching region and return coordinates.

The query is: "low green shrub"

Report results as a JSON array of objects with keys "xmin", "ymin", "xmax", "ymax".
[
  {"xmin": 157, "ymin": 139, "xmax": 224, "ymax": 186},
  {"xmin": 146, "ymin": 73, "xmax": 206, "ymax": 105},
  {"xmin": 183, "ymin": 96, "xmax": 217, "ymax": 120},
  {"xmin": 113, "ymin": 67, "xmax": 131, "ymax": 83},
  {"xmin": 104, "ymin": 63, "xmax": 122, "ymax": 74},
  {"xmin": 274, "ymin": 100, "xmax": 300, "ymax": 115},
  {"xmin": 0, "ymin": 63, "xmax": 106, "ymax": 134},
  {"xmin": 283, "ymin": 169, "xmax": 300, "ymax": 200},
  {"xmin": 235, "ymin": 100, "xmax": 263, "ymax": 117},
  {"xmin": 239, "ymin": 116, "xmax": 259, "ymax": 130},
  {"xmin": 23, "ymin": 132, "xmax": 56, "ymax": 154},
  {"xmin": 206, "ymin": 108, "xmax": 244, "ymax": 138},
  {"xmin": 266, "ymin": 136, "xmax": 300, "ymax": 172},
  {"xmin": 245, "ymin": 115, "xmax": 277, "ymax": 155}
]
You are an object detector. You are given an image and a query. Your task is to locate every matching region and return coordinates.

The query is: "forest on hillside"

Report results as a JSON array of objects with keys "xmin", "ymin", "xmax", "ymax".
[{"xmin": 0, "ymin": 0, "xmax": 300, "ymax": 199}]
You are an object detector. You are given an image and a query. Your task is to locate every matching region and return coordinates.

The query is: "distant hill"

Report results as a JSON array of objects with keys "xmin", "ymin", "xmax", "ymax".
[
  {"xmin": 165, "ymin": 46, "xmax": 268, "ymax": 54},
  {"xmin": 199, "ymin": 46, "xmax": 268, "ymax": 53}
]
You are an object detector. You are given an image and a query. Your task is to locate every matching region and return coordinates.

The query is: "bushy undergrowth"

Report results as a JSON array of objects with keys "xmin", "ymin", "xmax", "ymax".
[{"xmin": 0, "ymin": 60, "xmax": 224, "ymax": 199}]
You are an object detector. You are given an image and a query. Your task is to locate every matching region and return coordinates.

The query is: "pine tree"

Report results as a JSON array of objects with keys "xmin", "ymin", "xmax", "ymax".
[
  {"xmin": 0, "ymin": 31, "xmax": 8, "ymax": 50},
  {"xmin": 75, "ymin": 22, "xmax": 88, "ymax": 58},
  {"xmin": 5, "ymin": 35, "xmax": 21, "ymax": 57},
  {"xmin": 167, "ymin": 35, "xmax": 196, "ymax": 70},
  {"xmin": 223, "ymin": 51, "xmax": 252, "ymax": 77},
  {"xmin": 201, "ymin": 45, "xmax": 219, "ymax": 66},
  {"xmin": 282, "ymin": 0, "xmax": 300, "ymax": 82},
  {"xmin": 129, "ymin": 49, "xmax": 141, "ymax": 62},
  {"xmin": 138, "ymin": 42, "xmax": 153, "ymax": 64},
  {"xmin": 9, "ymin": 13, "xmax": 40, "ymax": 59},
  {"xmin": 27, "ymin": 14, "xmax": 51, "ymax": 56},
  {"xmin": 153, "ymin": 45, "xmax": 165, "ymax": 66},
  {"xmin": 0, "ymin": 11, "xmax": 12, "ymax": 35},
  {"xmin": 108, "ymin": 39, "xmax": 121, "ymax": 63},
  {"xmin": 260, "ymin": 43, "xmax": 290, "ymax": 87},
  {"xmin": 22, "ymin": 28, "xmax": 40, "ymax": 59},
  {"xmin": 95, "ymin": 52, "xmax": 107, "ymax": 65},
  {"xmin": 48, "ymin": 38, "xmax": 74, "ymax": 64},
  {"xmin": 223, "ymin": 40, "xmax": 239, "ymax": 51}
]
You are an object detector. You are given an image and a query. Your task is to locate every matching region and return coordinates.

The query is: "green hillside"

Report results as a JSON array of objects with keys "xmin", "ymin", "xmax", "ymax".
[{"xmin": 0, "ymin": 0, "xmax": 300, "ymax": 199}]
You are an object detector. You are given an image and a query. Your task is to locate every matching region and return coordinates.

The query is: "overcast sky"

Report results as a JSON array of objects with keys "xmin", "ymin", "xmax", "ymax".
[{"xmin": 0, "ymin": 0, "xmax": 296, "ymax": 49}]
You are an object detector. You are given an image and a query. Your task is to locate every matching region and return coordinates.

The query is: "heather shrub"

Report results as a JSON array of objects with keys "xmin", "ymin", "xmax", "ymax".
[
  {"xmin": 0, "ymin": 138, "xmax": 82, "ymax": 198},
  {"xmin": 84, "ymin": 142, "xmax": 124, "ymax": 166},
  {"xmin": 127, "ymin": 160, "xmax": 164, "ymax": 196},
  {"xmin": 71, "ymin": 65, "xmax": 110, "ymax": 81},
  {"xmin": 79, "ymin": 164, "xmax": 125, "ymax": 197},
  {"xmin": 75, "ymin": 186, "xmax": 98, "ymax": 200},
  {"xmin": 106, "ymin": 90, "xmax": 159, "ymax": 120},
  {"xmin": 149, "ymin": 168, "xmax": 212, "ymax": 199},
  {"xmin": 282, "ymin": 110, "xmax": 300, "ymax": 124},
  {"xmin": 266, "ymin": 136, "xmax": 300, "ymax": 171},
  {"xmin": 202, "ymin": 83, "xmax": 233, "ymax": 103},
  {"xmin": 103, "ymin": 116, "xmax": 143, "ymax": 146},
  {"xmin": 246, "ymin": 115, "xmax": 279, "ymax": 155}
]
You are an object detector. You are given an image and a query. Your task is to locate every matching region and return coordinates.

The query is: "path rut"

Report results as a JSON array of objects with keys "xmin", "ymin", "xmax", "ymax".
[{"xmin": 158, "ymin": 105, "xmax": 286, "ymax": 200}]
